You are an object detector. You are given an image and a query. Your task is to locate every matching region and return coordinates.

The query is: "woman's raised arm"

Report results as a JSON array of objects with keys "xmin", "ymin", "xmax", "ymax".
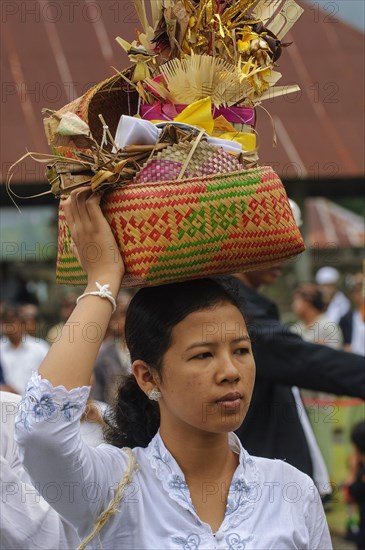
[
  {"xmin": 39, "ymin": 189, "xmax": 125, "ymax": 389},
  {"xmin": 14, "ymin": 190, "xmax": 129, "ymax": 534}
]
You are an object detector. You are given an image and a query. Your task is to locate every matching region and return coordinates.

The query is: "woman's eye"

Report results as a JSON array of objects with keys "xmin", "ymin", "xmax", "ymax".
[
  {"xmin": 193, "ymin": 352, "xmax": 212, "ymax": 360},
  {"xmin": 234, "ymin": 348, "xmax": 250, "ymax": 355}
]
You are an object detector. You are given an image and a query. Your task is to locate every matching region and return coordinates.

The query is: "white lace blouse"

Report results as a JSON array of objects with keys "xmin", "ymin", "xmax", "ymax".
[{"xmin": 15, "ymin": 373, "xmax": 332, "ymax": 550}]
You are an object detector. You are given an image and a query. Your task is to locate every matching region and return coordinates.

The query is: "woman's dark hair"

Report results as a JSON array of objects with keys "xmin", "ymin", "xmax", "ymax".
[
  {"xmin": 104, "ymin": 278, "xmax": 242, "ymax": 448},
  {"xmin": 351, "ymin": 421, "xmax": 365, "ymax": 454}
]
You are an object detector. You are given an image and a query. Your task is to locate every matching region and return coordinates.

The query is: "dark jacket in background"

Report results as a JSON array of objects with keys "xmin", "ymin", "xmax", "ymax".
[
  {"xmin": 218, "ymin": 276, "xmax": 365, "ymax": 477},
  {"xmin": 348, "ymin": 466, "xmax": 365, "ymax": 549},
  {"xmin": 339, "ymin": 309, "xmax": 354, "ymax": 345},
  {"xmin": 0, "ymin": 363, "xmax": 5, "ymax": 385}
]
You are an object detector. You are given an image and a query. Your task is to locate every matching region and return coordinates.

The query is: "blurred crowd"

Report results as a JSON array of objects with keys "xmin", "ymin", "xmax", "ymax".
[
  {"xmin": 1, "ymin": 267, "xmax": 363, "ymax": 402},
  {"xmin": 0, "ymin": 266, "xmax": 364, "ymax": 548},
  {"xmin": 0, "ymin": 288, "xmax": 135, "ymax": 402}
]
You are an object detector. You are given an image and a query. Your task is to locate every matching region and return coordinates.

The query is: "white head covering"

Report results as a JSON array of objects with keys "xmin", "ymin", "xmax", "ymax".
[
  {"xmin": 315, "ymin": 266, "xmax": 340, "ymax": 285},
  {"xmin": 288, "ymin": 199, "xmax": 303, "ymax": 227}
]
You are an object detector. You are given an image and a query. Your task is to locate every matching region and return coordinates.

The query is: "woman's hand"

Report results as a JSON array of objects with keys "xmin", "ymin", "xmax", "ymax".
[{"xmin": 62, "ymin": 189, "xmax": 125, "ymax": 286}]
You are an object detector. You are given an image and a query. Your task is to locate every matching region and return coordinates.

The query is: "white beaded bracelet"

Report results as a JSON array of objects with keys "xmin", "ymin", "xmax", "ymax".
[{"xmin": 76, "ymin": 282, "xmax": 117, "ymax": 313}]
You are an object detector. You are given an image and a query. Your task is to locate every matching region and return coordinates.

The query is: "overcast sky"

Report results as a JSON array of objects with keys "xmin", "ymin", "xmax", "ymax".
[{"xmin": 303, "ymin": 0, "xmax": 365, "ymax": 32}]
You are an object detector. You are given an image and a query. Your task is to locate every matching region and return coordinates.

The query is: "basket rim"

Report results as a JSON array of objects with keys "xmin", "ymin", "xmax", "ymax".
[{"xmin": 98, "ymin": 165, "xmax": 277, "ymax": 196}]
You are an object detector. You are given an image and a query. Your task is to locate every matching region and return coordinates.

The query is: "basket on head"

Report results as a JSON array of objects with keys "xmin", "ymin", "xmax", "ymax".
[
  {"xmin": 56, "ymin": 170, "xmax": 304, "ymax": 287},
  {"xmin": 45, "ymin": 70, "xmax": 304, "ymax": 288}
]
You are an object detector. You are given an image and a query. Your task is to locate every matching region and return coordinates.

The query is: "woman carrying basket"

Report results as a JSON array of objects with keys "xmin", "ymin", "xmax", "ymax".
[{"xmin": 15, "ymin": 189, "xmax": 332, "ymax": 549}]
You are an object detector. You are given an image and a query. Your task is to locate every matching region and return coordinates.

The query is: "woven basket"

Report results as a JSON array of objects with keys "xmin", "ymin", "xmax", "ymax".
[
  {"xmin": 48, "ymin": 71, "xmax": 304, "ymax": 287},
  {"xmin": 46, "ymin": 70, "xmax": 139, "ymax": 157},
  {"xmin": 56, "ymin": 165, "xmax": 304, "ymax": 287}
]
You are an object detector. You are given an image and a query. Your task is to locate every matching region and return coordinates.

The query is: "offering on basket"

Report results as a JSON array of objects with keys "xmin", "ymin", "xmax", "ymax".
[{"xmin": 12, "ymin": 0, "xmax": 306, "ymax": 287}]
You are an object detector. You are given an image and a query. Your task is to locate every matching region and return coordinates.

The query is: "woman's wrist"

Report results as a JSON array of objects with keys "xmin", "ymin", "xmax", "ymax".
[{"xmin": 85, "ymin": 272, "xmax": 123, "ymax": 296}]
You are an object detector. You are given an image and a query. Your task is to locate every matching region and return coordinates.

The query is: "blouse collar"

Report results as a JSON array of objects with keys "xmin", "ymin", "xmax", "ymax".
[{"xmin": 146, "ymin": 431, "xmax": 259, "ymax": 534}]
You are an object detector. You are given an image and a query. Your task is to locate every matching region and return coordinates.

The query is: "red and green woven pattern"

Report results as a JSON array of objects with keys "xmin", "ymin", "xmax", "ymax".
[{"xmin": 56, "ymin": 165, "xmax": 305, "ymax": 287}]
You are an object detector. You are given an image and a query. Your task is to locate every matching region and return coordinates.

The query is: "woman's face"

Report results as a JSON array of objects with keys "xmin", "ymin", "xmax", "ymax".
[{"xmin": 157, "ymin": 302, "xmax": 255, "ymax": 437}]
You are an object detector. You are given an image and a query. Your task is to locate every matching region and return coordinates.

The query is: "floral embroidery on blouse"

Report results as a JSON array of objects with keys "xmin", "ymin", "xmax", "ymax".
[
  {"xmin": 17, "ymin": 398, "xmax": 31, "ymax": 431},
  {"xmin": 147, "ymin": 431, "xmax": 259, "ymax": 535},
  {"xmin": 15, "ymin": 372, "xmax": 89, "ymax": 432},
  {"xmin": 172, "ymin": 533, "xmax": 201, "ymax": 549},
  {"xmin": 16, "ymin": 390, "xmax": 56, "ymax": 431},
  {"xmin": 169, "ymin": 475, "xmax": 188, "ymax": 489},
  {"xmin": 226, "ymin": 533, "xmax": 254, "ymax": 550},
  {"xmin": 168, "ymin": 476, "xmax": 192, "ymax": 507},
  {"xmin": 225, "ymin": 477, "xmax": 255, "ymax": 519},
  {"xmin": 219, "ymin": 454, "xmax": 258, "ymax": 531},
  {"xmin": 61, "ymin": 401, "xmax": 82, "ymax": 421},
  {"xmin": 33, "ymin": 393, "xmax": 56, "ymax": 417},
  {"xmin": 149, "ymin": 437, "xmax": 194, "ymax": 511},
  {"xmin": 152, "ymin": 437, "xmax": 172, "ymax": 473}
]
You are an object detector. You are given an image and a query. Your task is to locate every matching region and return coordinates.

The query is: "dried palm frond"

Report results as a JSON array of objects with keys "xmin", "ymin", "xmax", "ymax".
[
  {"xmin": 146, "ymin": 54, "xmax": 254, "ymax": 106},
  {"xmin": 134, "ymin": 0, "xmax": 149, "ymax": 32},
  {"xmin": 150, "ymin": 0, "xmax": 163, "ymax": 27},
  {"xmin": 252, "ymin": 0, "xmax": 304, "ymax": 39},
  {"xmin": 218, "ymin": 0, "xmax": 260, "ymax": 26}
]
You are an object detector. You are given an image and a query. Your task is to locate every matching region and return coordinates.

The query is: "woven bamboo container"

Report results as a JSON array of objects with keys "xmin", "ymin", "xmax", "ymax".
[{"xmin": 47, "ymin": 72, "xmax": 305, "ymax": 287}]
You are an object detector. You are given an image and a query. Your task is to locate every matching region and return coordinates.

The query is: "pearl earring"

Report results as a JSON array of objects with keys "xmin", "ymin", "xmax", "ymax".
[{"xmin": 148, "ymin": 388, "xmax": 161, "ymax": 402}]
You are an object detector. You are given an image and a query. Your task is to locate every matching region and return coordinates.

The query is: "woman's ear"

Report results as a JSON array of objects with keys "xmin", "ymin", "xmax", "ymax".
[{"xmin": 132, "ymin": 360, "xmax": 160, "ymax": 396}]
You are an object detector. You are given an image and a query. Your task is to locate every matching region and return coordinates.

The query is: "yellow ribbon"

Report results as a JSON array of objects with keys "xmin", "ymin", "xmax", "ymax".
[
  {"xmin": 174, "ymin": 97, "xmax": 214, "ymax": 133},
  {"xmin": 154, "ymin": 97, "xmax": 257, "ymax": 152},
  {"xmin": 219, "ymin": 131, "xmax": 257, "ymax": 151}
]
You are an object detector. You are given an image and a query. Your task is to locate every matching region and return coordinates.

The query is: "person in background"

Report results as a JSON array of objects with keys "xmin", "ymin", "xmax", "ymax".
[
  {"xmin": 92, "ymin": 290, "xmax": 133, "ymax": 405},
  {"xmin": 291, "ymin": 283, "xmax": 343, "ymax": 350},
  {"xmin": 1, "ymin": 388, "xmax": 110, "ymax": 548},
  {"xmin": 338, "ymin": 272, "xmax": 365, "ymax": 521},
  {"xmin": 0, "ymin": 362, "xmax": 16, "ymax": 393},
  {"xmin": 315, "ymin": 266, "xmax": 350, "ymax": 324},
  {"xmin": 344, "ymin": 421, "xmax": 365, "ymax": 550},
  {"xmin": 217, "ymin": 264, "xmax": 364, "ymax": 493},
  {"xmin": 0, "ymin": 362, "xmax": 17, "ymax": 393},
  {"xmin": 46, "ymin": 291, "xmax": 79, "ymax": 344},
  {"xmin": 0, "ymin": 306, "xmax": 49, "ymax": 395},
  {"xmin": 0, "ymin": 391, "xmax": 81, "ymax": 549},
  {"xmin": 340, "ymin": 273, "xmax": 365, "ymax": 356},
  {"xmin": 291, "ymin": 283, "xmax": 342, "ymax": 483},
  {"xmin": 18, "ymin": 304, "xmax": 40, "ymax": 339}
]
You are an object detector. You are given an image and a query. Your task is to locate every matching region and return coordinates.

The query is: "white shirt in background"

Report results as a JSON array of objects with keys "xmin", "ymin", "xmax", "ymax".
[
  {"xmin": 297, "ymin": 313, "xmax": 343, "ymax": 350},
  {"xmin": 326, "ymin": 291, "xmax": 350, "ymax": 324},
  {"xmin": 351, "ymin": 310, "xmax": 365, "ymax": 356},
  {"xmin": 0, "ymin": 391, "xmax": 80, "ymax": 549},
  {"xmin": 0, "ymin": 336, "xmax": 49, "ymax": 394}
]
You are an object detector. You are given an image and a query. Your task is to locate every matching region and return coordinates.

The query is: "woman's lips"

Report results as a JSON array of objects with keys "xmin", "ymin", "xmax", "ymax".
[
  {"xmin": 217, "ymin": 398, "xmax": 242, "ymax": 409},
  {"xmin": 216, "ymin": 393, "xmax": 242, "ymax": 410}
]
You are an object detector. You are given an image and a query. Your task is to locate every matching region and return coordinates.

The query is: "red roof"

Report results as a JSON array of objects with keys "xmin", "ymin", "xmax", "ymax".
[
  {"xmin": 1, "ymin": 1, "xmax": 364, "ymax": 183},
  {"xmin": 305, "ymin": 198, "xmax": 365, "ymax": 248}
]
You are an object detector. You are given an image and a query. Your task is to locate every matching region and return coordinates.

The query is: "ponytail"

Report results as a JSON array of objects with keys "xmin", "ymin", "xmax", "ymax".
[{"xmin": 104, "ymin": 375, "xmax": 160, "ymax": 448}]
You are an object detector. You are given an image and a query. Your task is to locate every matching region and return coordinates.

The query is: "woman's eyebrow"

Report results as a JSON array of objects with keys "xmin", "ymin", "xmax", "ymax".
[{"xmin": 185, "ymin": 336, "xmax": 250, "ymax": 351}]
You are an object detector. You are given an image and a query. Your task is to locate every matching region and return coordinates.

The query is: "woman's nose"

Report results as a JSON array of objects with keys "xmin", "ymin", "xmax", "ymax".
[{"xmin": 216, "ymin": 355, "xmax": 240, "ymax": 383}]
